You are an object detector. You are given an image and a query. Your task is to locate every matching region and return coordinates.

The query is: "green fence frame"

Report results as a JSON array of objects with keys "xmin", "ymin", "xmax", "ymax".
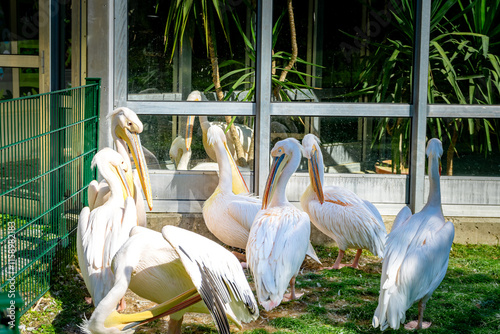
[{"xmin": 0, "ymin": 78, "xmax": 100, "ymax": 316}]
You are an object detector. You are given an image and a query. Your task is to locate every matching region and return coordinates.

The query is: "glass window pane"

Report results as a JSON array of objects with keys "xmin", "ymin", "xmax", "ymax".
[
  {"xmin": 429, "ymin": 2, "xmax": 500, "ymax": 105},
  {"xmin": 271, "ymin": 116, "xmax": 411, "ymax": 174},
  {"xmin": 427, "ymin": 118, "xmax": 500, "ymax": 176},
  {"xmin": 0, "ymin": 67, "xmax": 39, "ymax": 100},
  {"xmin": 140, "ymin": 114, "xmax": 255, "ymax": 171},
  {"xmin": 128, "ymin": 0, "xmax": 255, "ymax": 101},
  {"xmin": 271, "ymin": 0, "xmax": 413, "ymax": 103}
]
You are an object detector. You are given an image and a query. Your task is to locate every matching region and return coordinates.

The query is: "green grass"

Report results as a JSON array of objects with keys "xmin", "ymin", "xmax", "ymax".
[{"xmin": 19, "ymin": 244, "xmax": 500, "ymax": 333}]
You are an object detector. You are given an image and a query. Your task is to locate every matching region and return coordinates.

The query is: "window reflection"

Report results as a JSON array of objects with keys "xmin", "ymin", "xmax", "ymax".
[
  {"xmin": 271, "ymin": 0, "xmax": 413, "ymax": 103},
  {"xmin": 128, "ymin": 0, "xmax": 254, "ymax": 101},
  {"xmin": 139, "ymin": 114, "xmax": 255, "ymax": 171},
  {"xmin": 427, "ymin": 118, "xmax": 500, "ymax": 176},
  {"xmin": 271, "ymin": 116, "xmax": 411, "ymax": 174}
]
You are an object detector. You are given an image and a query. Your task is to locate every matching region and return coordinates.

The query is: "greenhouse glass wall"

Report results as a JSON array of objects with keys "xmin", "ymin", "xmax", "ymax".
[{"xmin": 86, "ymin": 0, "xmax": 500, "ymax": 232}]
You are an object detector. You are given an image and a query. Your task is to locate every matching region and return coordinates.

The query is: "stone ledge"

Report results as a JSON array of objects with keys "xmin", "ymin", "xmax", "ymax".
[{"xmin": 147, "ymin": 213, "xmax": 500, "ymax": 246}]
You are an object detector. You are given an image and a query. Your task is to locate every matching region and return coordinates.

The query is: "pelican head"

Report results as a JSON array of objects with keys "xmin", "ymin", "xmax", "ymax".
[
  {"xmin": 426, "ymin": 138, "xmax": 443, "ymax": 158},
  {"xmin": 262, "ymin": 138, "xmax": 301, "ymax": 209},
  {"xmin": 185, "ymin": 91, "xmax": 202, "ymax": 151},
  {"xmin": 207, "ymin": 125, "xmax": 249, "ymax": 195},
  {"xmin": 91, "ymin": 148, "xmax": 133, "ymax": 201},
  {"xmin": 169, "ymin": 136, "xmax": 190, "ymax": 169},
  {"xmin": 109, "ymin": 107, "xmax": 153, "ymax": 210},
  {"xmin": 302, "ymin": 134, "xmax": 325, "ymax": 204}
]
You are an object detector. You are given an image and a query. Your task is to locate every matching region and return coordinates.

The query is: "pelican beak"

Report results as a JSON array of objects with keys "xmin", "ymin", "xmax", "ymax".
[
  {"xmin": 262, "ymin": 154, "xmax": 288, "ymax": 210},
  {"xmin": 309, "ymin": 146, "xmax": 324, "ymax": 204},
  {"xmin": 113, "ymin": 164, "xmax": 132, "ymax": 201},
  {"xmin": 185, "ymin": 116, "xmax": 195, "ymax": 151},
  {"xmin": 224, "ymin": 142, "xmax": 249, "ymax": 195},
  {"xmin": 115, "ymin": 126, "xmax": 153, "ymax": 210},
  {"xmin": 103, "ymin": 288, "xmax": 200, "ymax": 331}
]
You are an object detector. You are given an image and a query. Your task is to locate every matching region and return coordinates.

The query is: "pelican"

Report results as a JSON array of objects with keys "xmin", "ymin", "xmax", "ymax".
[
  {"xmin": 202, "ymin": 126, "xmax": 261, "ymax": 250},
  {"xmin": 372, "ymin": 138, "xmax": 455, "ymax": 331},
  {"xmin": 246, "ymin": 138, "xmax": 313, "ymax": 311},
  {"xmin": 82, "ymin": 225, "xmax": 259, "ymax": 334},
  {"xmin": 169, "ymin": 136, "xmax": 219, "ymax": 171},
  {"xmin": 185, "ymin": 91, "xmax": 253, "ymax": 164},
  {"xmin": 77, "ymin": 148, "xmax": 137, "ymax": 308},
  {"xmin": 300, "ymin": 134, "xmax": 387, "ymax": 269},
  {"xmin": 88, "ymin": 107, "xmax": 153, "ymax": 227}
]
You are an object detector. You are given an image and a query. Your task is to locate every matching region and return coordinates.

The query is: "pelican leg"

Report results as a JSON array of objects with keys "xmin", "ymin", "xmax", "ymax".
[
  {"xmin": 404, "ymin": 300, "xmax": 431, "ymax": 330},
  {"xmin": 349, "ymin": 249, "xmax": 363, "ymax": 269},
  {"xmin": 117, "ymin": 297, "xmax": 126, "ymax": 312},
  {"xmin": 283, "ymin": 277, "xmax": 303, "ymax": 302},
  {"xmin": 167, "ymin": 315, "xmax": 183, "ymax": 334},
  {"xmin": 322, "ymin": 249, "xmax": 346, "ymax": 270},
  {"xmin": 232, "ymin": 251, "xmax": 246, "ymax": 262}
]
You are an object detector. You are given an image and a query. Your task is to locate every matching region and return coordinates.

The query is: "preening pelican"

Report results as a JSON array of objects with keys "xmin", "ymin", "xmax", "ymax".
[
  {"xmin": 372, "ymin": 138, "xmax": 455, "ymax": 331},
  {"xmin": 246, "ymin": 138, "xmax": 313, "ymax": 311},
  {"xmin": 169, "ymin": 136, "xmax": 219, "ymax": 171},
  {"xmin": 88, "ymin": 107, "xmax": 153, "ymax": 227},
  {"xmin": 300, "ymin": 134, "xmax": 386, "ymax": 269},
  {"xmin": 77, "ymin": 148, "xmax": 137, "ymax": 308},
  {"xmin": 202, "ymin": 126, "xmax": 261, "ymax": 250},
  {"xmin": 185, "ymin": 91, "xmax": 253, "ymax": 164},
  {"xmin": 82, "ymin": 225, "xmax": 259, "ymax": 334}
]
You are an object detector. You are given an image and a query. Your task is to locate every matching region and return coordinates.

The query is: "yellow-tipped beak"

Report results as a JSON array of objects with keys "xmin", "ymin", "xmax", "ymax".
[
  {"xmin": 262, "ymin": 154, "xmax": 287, "ymax": 210},
  {"xmin": 104, "ymin": 288, "xmax": 200, "ymax": 331},
  {"xmin": 309, "ymin": 146, "xmax": 324, "ymax": 204},
  {"xmin": 115, "ymin": 126, "xmax": 154, "ymax": 210},
  {"xmin": 185, "ymin": 116, "xmax": 195, "ymax": 152},
  {"xmin": 224, "ymin": 142, "xmax": 249, "ymax": 195}
]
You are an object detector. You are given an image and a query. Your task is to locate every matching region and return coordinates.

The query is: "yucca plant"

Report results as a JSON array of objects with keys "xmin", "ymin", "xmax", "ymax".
[{"xmin": 341, "ymin": 0, "xmax": 500, "ymax": 175}]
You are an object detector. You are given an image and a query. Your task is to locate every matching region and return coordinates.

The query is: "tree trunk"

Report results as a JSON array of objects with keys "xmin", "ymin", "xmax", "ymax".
[
  {"xmin": 273, "ymin": 0, "xmax": 298, "ymax": 100},
  {"xmin": 204, "ymin": 12, "xmax": 247, "ymax": 166},
  {"xmin": 446, "ymin": 120, "xmax": 460, "ymax": 176}
]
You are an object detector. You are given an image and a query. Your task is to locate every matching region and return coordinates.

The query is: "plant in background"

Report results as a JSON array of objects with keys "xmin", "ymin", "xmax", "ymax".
[{"xmin": 340, "ymin": 0, "xmax": 500, "ymax": 175}]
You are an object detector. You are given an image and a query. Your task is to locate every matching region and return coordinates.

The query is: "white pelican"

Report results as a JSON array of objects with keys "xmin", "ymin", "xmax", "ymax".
[
  {"xmin": 169, "ymin": 136, "xmax": 219, "ymax": 171},
  {"xmin": 372, "ymin": 138, "xmax": 455, "ymax": 331},
  {"xmin": 246, "ymin": 138, "xmax": 313, "ymax": 311},
  {"xmin": 185, "ymin": 90, "xmax": 253, "ymax": 164},
  {"xmin": 77, "ymin": 148, "xmax": 137, "ymax": 308},
  {"xmin": 82, "ymin": 225, "xmax": 259, "ymax": 334},
  {"xmin": 88, "ymin": 107, "xmax": 153, "ymax": 227},
  {"xmin": 202, "ymin": 126, "xmax": 261, "ymax": 250},
  {"xmin": 300, "ymin": 134, "xmax": 387, "ymax": 269}
]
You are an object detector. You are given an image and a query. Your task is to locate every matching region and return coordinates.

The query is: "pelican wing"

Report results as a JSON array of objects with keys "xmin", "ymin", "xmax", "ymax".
[
  {"xmin": 374, "ymin": 214, "xmax": 454, "ymax": 330},
  {"xmin": 390, "ymin": 205, "xmax": 412, "ymax": 232},
  {"xmin": 362, "ymin": 199, "xmax": 386, "ymax": 232},
  {"xmin": 77, "ymin": 207, "xmax": 91, "ymax": 295},
  {"xmin": 226, "ymin": 196, "xmax": 261, "ymax": 231},
  {"xmin": 247, "ymin": 207, "xmax": 311, "ymax": 311},
  {"xmin": 162, "ymin": 225, "xmax": 259, "ymax": 332},
  {"xmin": 307, "ymin": 186, "xmax": 386, "ymax": 257}
]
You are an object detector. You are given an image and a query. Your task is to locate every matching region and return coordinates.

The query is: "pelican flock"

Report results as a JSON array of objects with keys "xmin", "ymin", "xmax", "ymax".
[{"xmin": 78, "ymin": 108, "xmax": 457, "ymax": 334}]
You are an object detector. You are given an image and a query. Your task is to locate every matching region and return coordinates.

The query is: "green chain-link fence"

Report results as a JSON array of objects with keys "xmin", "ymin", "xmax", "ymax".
[{"xmin": 0, "ymin": 78, "xmax": 100, "ymax": 316}]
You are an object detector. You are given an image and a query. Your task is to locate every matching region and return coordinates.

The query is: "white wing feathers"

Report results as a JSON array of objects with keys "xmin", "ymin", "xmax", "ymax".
[
  {"xmin": 162, "ymin": 225, "xmax": 259, "ymax": 332},
  {"xmin": 78, "ymin": 197, "xmax": 137, "ymax": 306},
  {"xmin": 226, "ymin": 197, "xmax": 261, "ymax": 232},
  {"xmin": 391, "ymin": 206, "xmax": 412, "ymax": 232},
  {"xmin": 373, "ymin": 214, "xmax": 454, "ymax": 330},
  {"xmin": 308, "ymin": 188, "xmax": 386, "ymax": 257},
  {"xmin": 247, "ymin": 208, "xmax": 311, "ymax": 311}
]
